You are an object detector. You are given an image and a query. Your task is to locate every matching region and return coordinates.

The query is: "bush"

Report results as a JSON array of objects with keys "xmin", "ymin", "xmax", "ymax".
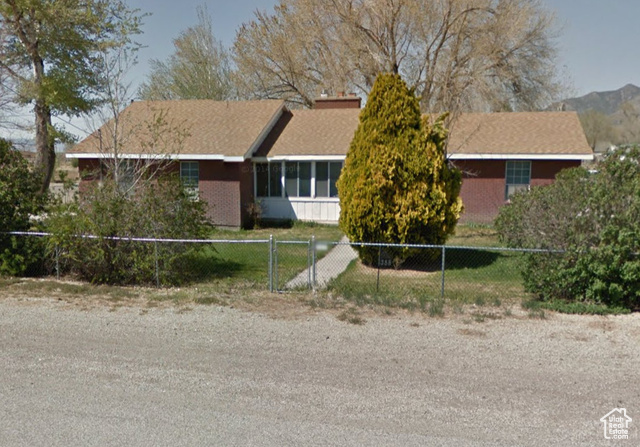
[
  {"xmin": 46, "ymin": 175, "xmax": 212, "ymax": 286},
  {"xmin": 495, "ymin": 146, "xmax": 640, "ymax": 310},
  {"xmin": 0, "ymin": 139, "xmax": 46, "ymax": 276},
  {"xmin": 337, "ymin": 73, "xmax": 463, "ymax": 266}
]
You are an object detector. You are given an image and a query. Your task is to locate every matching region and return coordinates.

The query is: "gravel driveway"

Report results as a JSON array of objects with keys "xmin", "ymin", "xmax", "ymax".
[{"xmin": 0, "ymin": 297, "xmax": 638, "ymax": 446}]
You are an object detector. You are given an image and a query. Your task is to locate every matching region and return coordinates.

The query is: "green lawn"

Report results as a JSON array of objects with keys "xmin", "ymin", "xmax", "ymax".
[
  {"xmin": 211, "ymin": 221, "xmax": 344, "ymax": 242},
  {"xmin": 447, "ymin": 224, "xmax": 502, "ymax": 247},
  {"xmin": 168, "ymin": 222, "xmax": 345, "ymax": 292},
  {"xmin": 179, "ymin": 223, "xmax": 523, "ymax": 301},
  {"xmin": 324, "ymin": 232, "xmax": 529, "ymax": 313}
]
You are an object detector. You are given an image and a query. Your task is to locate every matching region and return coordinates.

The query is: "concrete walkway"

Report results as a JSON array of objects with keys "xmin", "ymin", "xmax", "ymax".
[{"xmin": 285, "ymin": 236, "xmax": 358, "ymax": 290}]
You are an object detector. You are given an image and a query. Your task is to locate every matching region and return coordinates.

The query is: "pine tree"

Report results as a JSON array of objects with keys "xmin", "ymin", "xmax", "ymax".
[{"xmin": 337, "ymin": 73, "xmax": 463, "ymax": 266}]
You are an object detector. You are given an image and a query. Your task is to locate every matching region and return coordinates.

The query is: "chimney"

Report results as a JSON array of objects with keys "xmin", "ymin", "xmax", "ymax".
[{"xmin": 314, "ymin": 91, "xmax": 362, "ymax": 109}]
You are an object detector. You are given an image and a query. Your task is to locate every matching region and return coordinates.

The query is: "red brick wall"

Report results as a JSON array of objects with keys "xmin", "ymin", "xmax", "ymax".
[
  {"xmin": 314, "ymin": 97, "xmax": 362, "ymax": 109},
  {"xmin": 456, "ymin": 160, "xmax": 506, "ymax": 224},
  {"xmin": 77, "ymin": 159, "xmax": 102, "ymax": 194},
  {"xmin": 238, "ymin": 161, "xmax": 255, "ymax": 226},
  {"xmin": 455, "ymin": 159, "xmax": 582, "ymax": 224},
  {"xmin": 75, "ymin": 158, "xmax": 250, "ymax": 228},
  {"xmin": 198, "ymin": 160, "xmax": 248, "ymax": 228},
  {"xmin": 531, "ymin": 160, "xmax": 581, "ymax": 187}
]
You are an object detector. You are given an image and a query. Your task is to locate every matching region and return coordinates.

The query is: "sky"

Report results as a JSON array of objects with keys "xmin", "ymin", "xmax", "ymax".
[
  {"xmin": 123, "ymin": 0, "xmax": 640, "ymax": 96},
  {"xmin": 18, "ymin": 0, "xmax": 640, "ymax": 140}
]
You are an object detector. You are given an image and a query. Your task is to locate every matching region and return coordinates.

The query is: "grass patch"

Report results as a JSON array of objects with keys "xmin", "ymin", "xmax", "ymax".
[
  {"xmin": 0, "ymin": 277, "xmax": 23, "ymax": 288},
  {"xmin": 211, "ymin": 222, "xmax": 344, "ymax": 242},
  {"xmin": 336, "ymin": 307, "xmax": 366, "ymax": 325},
  {"xmin": 194, "ymin": 296, "xmax": 225, "ymax": 306},
  {"xmin": 448, "ymin": 224, "xmax": 501, "ymax": 247},
  {"xmin": 523, "ymin": 298, "xmax": 630, "ymax": 315},
  {"xmin": 428, "ymin": 299, "xmax": 445, "ymax": 317},
  {"xmin": 471, "ymin": 311, "xmax": 501, "ymax": 323},
  {"xmin": 3, "ymin": 279, "xmax": 138, "ymax": 299},
  {"xmin": 325, "ymin": 245, "xmax": 527, "ymax": 314}
]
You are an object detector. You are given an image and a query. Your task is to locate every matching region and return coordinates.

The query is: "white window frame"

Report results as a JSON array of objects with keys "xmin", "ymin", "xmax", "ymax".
[
  {"xmin": 180, "ymin": 161, "xmax": 199, "ymax": 199},
  {"xmin": 254, "ymin": 160, "xmax": 344, "ymax": 200},
  {"xmin": 505, "ymin": 160, "xmax": 531, "ymax": 200},
  {"xmin": 314, "ymin": 161, "xmax": 343, "ymax": 198},
  {"xmin": 255, "ymin": 162, "xmax": 283, "ymax": 198}
]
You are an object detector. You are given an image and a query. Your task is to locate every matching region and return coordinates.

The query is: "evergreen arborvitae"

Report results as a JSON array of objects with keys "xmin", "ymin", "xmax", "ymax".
[{"xmin": 337, "ymin": 73, "xmax": 463, "ymax": 266}]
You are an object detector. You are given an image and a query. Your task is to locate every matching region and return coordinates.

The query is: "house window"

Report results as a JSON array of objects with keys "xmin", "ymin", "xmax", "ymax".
[
  {"xmin": 180, "ymin": 161, "xmax": 199, "ymax": 198},
  {"xmin": 117, "ymin": 160, "xmax": 137, "ymax": 193},
  {"xmin": 255, "ymin": 162, "xmax": 282, "ymax": 197},
  {"xmin": 269, "ymin": 162, "xmax": 282, "ymax": 197},
  {"xmin": 255, "ymin": 162, "xmax": 269, "ymax": 197},
  {"xmin": 315, "ymin": 161, "xmax": 343, "ymax": 198},
  {"xmin": 505, "ymin": 160, "xmax": 531, "ymax": 199},
  {"xmin": 285, "ymin": 162, "xmax": 311, "ymax": 197},
  {"xmin": 255, "ymin": 160, "xmax": 343, "ymax": 199}
]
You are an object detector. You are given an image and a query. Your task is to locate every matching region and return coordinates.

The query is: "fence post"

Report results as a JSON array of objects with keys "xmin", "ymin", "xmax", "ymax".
[
  {"xmin": 307, "ymin": 239, "xmax": 312, "ymax": 289},
  {"xmin": 376, "ymin": 245, "xmax": 382, "ymax": 293},
  {"xmin": 275, "ymin": 240, "xmax": 280, "ymax": 292},
  {"xmin": 311, "ymin": 235, "xmax": 316, "ymax": 291},
  {"xmin": 55, "ymin": 244, "xmax": 60, "ymax": 281},
  {"xmin": 440, "ymin": 245, "xmax": 446, "ymax": 299},
  {"xmin": 268, "ymin": 235, "xmax": 274, "ymax": 292},
  {"xmin": 154, "ymin": 241, "xmax": 160, "ymax": 288}
]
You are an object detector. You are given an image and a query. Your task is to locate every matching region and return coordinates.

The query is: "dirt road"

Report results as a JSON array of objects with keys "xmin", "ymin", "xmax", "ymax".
[{"xmin": 0, "ymin": 297, "xmax": 638, "ymax": 446}]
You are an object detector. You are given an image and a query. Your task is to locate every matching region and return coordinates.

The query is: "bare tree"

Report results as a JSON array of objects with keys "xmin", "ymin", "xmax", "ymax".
[
  {"xmin": 233, "ymin": 0, "xmax": 561, "ymax": 114},
  {"xmin": 139, "ymin": 5, "xmax": 234, "ymax": 101},
  {"xmin": 84, "ymin": 46, "xmax": 190, "ymax": 197},
  {"xmin": 613, "ymin": 102, "xmax": 640, "ymax": 146},
  {"xmin": 578, "ymin": 109, "xmax": 614, "ymax": 151}
]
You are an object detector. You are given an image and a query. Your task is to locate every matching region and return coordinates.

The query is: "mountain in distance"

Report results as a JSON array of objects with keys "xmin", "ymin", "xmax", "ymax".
[
  {"xmin": 549, "ymin": 84, "xmax": 640, "ymax": 150},
  {"xmin": 549, "ymin": 83, "xmax": 640, "ymax": 116}
]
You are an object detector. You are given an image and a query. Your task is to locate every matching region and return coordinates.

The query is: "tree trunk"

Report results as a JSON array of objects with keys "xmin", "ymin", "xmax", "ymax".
[
  {"xmin": 34, "ymin": 99, "xmax": 54, "ymax": 195},
  {"xmin": 32, "ymin": 55, "xmax": 55, "ymax": 195}
]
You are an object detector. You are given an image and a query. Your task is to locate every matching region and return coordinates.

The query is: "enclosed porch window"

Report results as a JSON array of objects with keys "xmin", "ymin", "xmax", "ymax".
[{"xmin": 255, "ymin": 161, "xmax": 344, "ymax": 198}]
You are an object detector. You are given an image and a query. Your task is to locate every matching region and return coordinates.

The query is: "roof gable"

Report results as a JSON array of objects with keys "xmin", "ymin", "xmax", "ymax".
[
  {"xmin": 447, "ymin": 111, "xmax": 593, "ymax": 157},
  {"xmin": 267, "ymin": 108, "xmax": 361, "ymax": 157},
  {"xmin": 68, "ymin": 99, "xmax": 285, "ymax": 160}
]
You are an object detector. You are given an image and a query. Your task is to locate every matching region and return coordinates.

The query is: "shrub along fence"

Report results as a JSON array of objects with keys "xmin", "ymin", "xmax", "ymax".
[{"xmin": 7, "ymin": 232, "xmax": 558, "ymax": 306}]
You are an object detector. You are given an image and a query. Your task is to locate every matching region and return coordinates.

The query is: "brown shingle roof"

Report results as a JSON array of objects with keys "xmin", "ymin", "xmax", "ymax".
[
  {"xmin": 267, "ymin": 109, "xmax": 361, "ymax": 157},
  {"xmin": 264, "ymin": 110, "xmax": 591, "ymax": 158},
  {"xmin": 70, "ymin": 100, "xmax": 592, "ymax": 160},
  {"xmin": 68, "ymin": 99, "xmax": 285, "ymax": 158},
  {"xmin": 447, "ymin": 111, "xmax": 592, "ymax": 156}
]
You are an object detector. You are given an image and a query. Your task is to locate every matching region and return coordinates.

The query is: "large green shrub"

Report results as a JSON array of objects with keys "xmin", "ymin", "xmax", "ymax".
[
  {"xmin": 337, "ymin": 73, "xmax": 463, "ymax": 266},
  {"xmin": 0, "ymin": 139, "xmax": 45, "ymax": 275},
  {"xmin": 495, "ymin": 147, "xmax": 640, "ymax": 310},
  {"xmin": 46, "ymin": 175, "xmax": 212, "ymax": 285}
]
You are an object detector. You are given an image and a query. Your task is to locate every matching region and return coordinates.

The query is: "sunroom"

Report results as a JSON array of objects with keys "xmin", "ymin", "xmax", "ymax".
[{"xmin": 253, "ymin": 157, "xmax": 345, "ymax": 223}]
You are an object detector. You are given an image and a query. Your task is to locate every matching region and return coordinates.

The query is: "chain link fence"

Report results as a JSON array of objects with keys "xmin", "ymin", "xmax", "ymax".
[
  {"xmin": 314, "ymin": 242, "xmax": 535, "ymax": 311},
  {"xmin": 6, "ymin": 232, "xmax": 557, "ymax": 305}
]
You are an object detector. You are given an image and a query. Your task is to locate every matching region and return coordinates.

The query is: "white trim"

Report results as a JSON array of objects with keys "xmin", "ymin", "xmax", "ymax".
[
  {"xmin": 260, "ymin": 196, "xmax": 341, "ymax": 204},
  {"xmin": 448, "ymin": 153, "xmax": 593, "ymax": 161},
  {"xmin": 261, "ymin": 155, "xmax": 346, "ymax": 161},
  {"xmin": 65, "ymin": 153, "xmax": 247, "ymax": 162},
  {"xmin": 286, "ymin": 197, "xmax": 340, "ymax": 203},
  {"xmin": 243, "ymin": 103, "xmax": 286, "ymax": 159},
  {"xmin": 68, "ymin": 151, "xmax": 593, "ymax": 162}
]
